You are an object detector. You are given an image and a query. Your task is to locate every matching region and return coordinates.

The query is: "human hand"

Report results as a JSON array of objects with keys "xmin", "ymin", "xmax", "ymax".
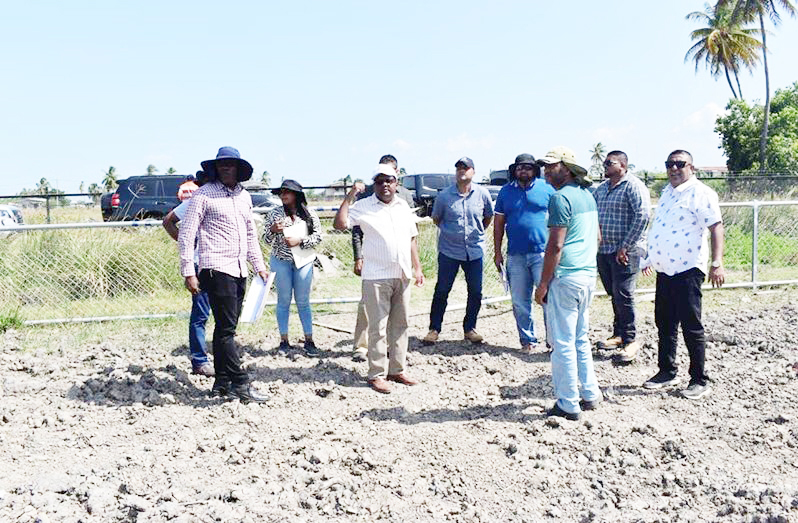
[
  {"xmin": 534, "ymin": 283, "xmax": 548, "ymax": 305},
  {"xmin": 642, "ymin": 266, "xmax": 654, "ymax": 277},
  {"xmin": 414, "ymin": 268, "xmax": 425, "ymax": 287},
  {"xmin": 615, "ymin": 247, "xmax": 629, "ymax": 266},
  {"xmin": 348, "ymin": 182, "xmax": 366, "ymax": 198},
  {"xmin": 258, "ymin": 270, "xmax": 270, "ymax": 282},
  {"xmin": 494, "ymin": 252, "xmax": 504, "ymax": 272},
  {"xmin": 284, "ymin": 236, "xmax": 301, "ymax": 247},
  {"xmin": 353, "ymin": 258, "xmax": 363, "ymax": 276},
  {"xmin": 270, "ymin": 221, "xmax": 285, "ymax": 233},
  {"xmin": 185, "ymin": 275, "xmax": 200, "ymax": 295},
  {"xmin": 709, "ymin": 265, "xmax": 725, "ymax": 288}
]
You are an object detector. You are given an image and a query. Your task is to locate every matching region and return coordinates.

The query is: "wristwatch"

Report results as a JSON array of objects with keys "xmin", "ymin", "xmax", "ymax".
[{"xmin": 710, "ymin": 260, "xmax": 722, "ymax": 268}]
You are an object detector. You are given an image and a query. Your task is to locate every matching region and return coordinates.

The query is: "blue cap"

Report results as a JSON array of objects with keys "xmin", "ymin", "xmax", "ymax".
[{"xmin": 455, "ymin": 157, "xmax": 474, "ymax": 169}]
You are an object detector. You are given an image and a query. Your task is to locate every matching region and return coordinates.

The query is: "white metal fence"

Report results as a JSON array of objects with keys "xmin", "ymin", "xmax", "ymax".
[{"xmin": 1, "ymin": 202, "xmax": 796, "ymax": 325}]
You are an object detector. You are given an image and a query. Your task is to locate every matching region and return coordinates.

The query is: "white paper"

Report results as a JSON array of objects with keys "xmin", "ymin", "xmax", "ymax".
[
  {"xmin": 500, "ymin": 264, "xmax": 510, "ymax": 294},
  {"xmin": 240, "ymin": 272, "xmax": 275, "ymax": 323},
  {"xmin": 284, "ymin": 220, "xmax": 317, "ymax": 268}
]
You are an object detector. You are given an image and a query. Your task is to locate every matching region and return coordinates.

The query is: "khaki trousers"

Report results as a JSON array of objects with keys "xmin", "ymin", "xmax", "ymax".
[{"xmin": 362, "ymin": 278, "xmax": 410, "ymax": 380}]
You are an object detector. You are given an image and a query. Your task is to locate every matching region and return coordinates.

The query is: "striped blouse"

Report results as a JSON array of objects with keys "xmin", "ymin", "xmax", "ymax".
[{"xmin": 263, "ymin": 206, "xmax": 323, "ymax": 262}]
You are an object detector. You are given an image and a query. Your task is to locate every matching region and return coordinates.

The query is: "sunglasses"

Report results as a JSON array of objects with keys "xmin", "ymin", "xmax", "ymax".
[
  {"xmin": 603, "ymin": 159, "xmax": 619, "ymax": 167},
  {"xmin": 516, "ymin": 163, "xmax": 537, "ymax": 170},
  {"xmin": 374, "ymin": 177, "xmax": 396, "ymax": 185},
  {"xmin": 665, "ymin": 160, "xmax": 689, "ymax": 169}
]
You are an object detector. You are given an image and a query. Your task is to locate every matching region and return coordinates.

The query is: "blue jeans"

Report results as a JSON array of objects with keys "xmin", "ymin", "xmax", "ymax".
[
  {"xmin": 188, "ymin": 289, "xmax": 211, "ymax": 366},
  {"xmin": 271, "ymin": 255, "xmax": 314, "ymax": 336},
  {"xmin": 545, "ymin": 273, "xmax": 602, "ymax": 415},
  {"xmin": 506, "ymin": 252, "xmax": 544, "ymax": 344},
  {"xmin": 429, "ymin": 253, "xmax": 483, "ymax": 333},
  {"xmin": 597, "ymin": 252, "xmax": 639, "ymax": 343}
]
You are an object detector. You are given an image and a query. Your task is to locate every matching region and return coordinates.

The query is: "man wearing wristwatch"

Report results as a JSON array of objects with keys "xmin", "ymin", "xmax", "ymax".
[{"xmin": 641, "ymin": 150, "xmax": 725, "ymax": 400}]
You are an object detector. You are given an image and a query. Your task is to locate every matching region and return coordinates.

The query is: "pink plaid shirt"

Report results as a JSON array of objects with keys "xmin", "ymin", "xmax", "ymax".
[{"xmin": 178, "ymin": 181, "xmax": 266, "ymax": 278}]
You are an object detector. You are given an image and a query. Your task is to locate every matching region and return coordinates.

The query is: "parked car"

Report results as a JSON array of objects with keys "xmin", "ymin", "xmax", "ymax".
[
  {"xmin": 101, "ymin": 177, "xmax": 281, "ymax": 221},
  {"xmin": 0, "ymin": 204, "xmax": 24, "ymax": 225},
  {"xmin": 398, "ymin": 173, "xmax": 455, "ymax": 216}
]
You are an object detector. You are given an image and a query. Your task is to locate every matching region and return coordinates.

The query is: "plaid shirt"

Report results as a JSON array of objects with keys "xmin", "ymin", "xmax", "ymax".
[
  {"xmin": 593, "ymin": 173, "xmax": 651, "ymax": 255},
  {"xmin": 263, "ymin": 206, "xmax": 323, "ymax": 262},
  {"xmin": 178, "ymin": 181, "xmax": 266, "ymax": 278}
]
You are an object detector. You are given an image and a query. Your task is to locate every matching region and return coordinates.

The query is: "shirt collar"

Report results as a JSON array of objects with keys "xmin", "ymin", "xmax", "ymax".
[{"xmin": 672, "ymin": 176, "xmax": 699, "ymax": 193}]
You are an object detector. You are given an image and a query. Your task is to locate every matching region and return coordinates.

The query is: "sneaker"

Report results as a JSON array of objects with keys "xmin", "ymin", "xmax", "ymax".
[
  {"xmin": 352, "ymin": 346, "xmax": 367, "ymax": 362},
  {"xmin": 547, "ymin": 403, "xmax": 580, "ymax": 421},
  {"xmin": 422, "ymin": 330, "xmax": 439, "ymax": 345},
  {"xmin": 303, "ymin": 340, "xmax": 321, "ymax": 357},
  {"xmin": 464, "ymin": 330, "xmax": 484, "ymax": 343},
  {"xmin": 210, "ymin": 379, "xmax": 230, "ymax": 398},
  {"xmin": 277, "ymin": 340, "xmax": 292, "ymax": 354},
  {"xmin": 614, "ymin": 341, "xmax": 640, "ymax": 363},
  {"xmin": 643, "ymin": 372, "xmax": 680, "ymax": 389},
  {"xmin": 597, "ymin": 336, "xmax": 622, "ymax": 350},
  {"xmin": 192, "ymin": 362, "xmax": 215, "ymax": 377},
  {"xmin": 682, "ymin": 382, "xmax": 712, "ymax": 400}
]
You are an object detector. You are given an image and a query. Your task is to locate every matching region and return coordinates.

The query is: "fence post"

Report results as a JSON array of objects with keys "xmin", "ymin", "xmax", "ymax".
[
  {"xmin": 751, "ymin": 201, "xmax": 759, "ymax": 288},
  {"xmin": 45, "ymin": 193, "xmax": 51, "ymax": 224}
]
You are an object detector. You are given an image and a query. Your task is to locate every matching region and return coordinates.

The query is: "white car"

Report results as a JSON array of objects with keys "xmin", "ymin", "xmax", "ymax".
[{"xmin": 0, "ymin": 204, "xmax": 22, "ymax": 227}]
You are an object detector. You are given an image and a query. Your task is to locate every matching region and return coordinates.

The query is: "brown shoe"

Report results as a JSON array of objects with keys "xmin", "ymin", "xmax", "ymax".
[
  {"xmin": 614, "ymin": 341, "xmax": 640, "ymax": 363},
  {"xmin": 368, "ymin": 378, "xmax": 392, "ymax": 394},
  {"xmin": 192, "ymin": 362, "xmax": 215, "ymax": 377},
  {"xmin": 464, "ymin": 330, "xmax": 484, "ymax": 343},
  {"xmin": 387, "ymin": 373, "xmax": 418, "ymax": 386},
  {"xmin": 422, "ymin": 330, "xmax": 439, "ymax": 345},
  {"xmin": 597, "ymin": 336, "xmax": 622, "ymax": 350}
]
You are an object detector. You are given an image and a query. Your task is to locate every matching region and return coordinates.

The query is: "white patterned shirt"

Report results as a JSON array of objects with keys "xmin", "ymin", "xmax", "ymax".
[
  {"xmin": 347, "ymin": 195, "xmax": 418, "ymax": 280},
  {"xmin": 178, "ymin": 181, "xmax": 267, "ymax": 278},
  {"xmin": 646, "ymin": 177, "xmax": 722, "ymax": 276}
]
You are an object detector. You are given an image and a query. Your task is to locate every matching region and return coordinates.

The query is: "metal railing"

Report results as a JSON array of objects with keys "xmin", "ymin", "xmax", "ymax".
[{"xmin": 0, "ymin": 201, "xmax": 796, "ymax": 325}]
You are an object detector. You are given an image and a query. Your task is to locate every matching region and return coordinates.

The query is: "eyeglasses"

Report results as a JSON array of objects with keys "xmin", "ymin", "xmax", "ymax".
[
  {"xmin": 516, "ymin": 164, "xmax": 537, "ymax": 171},
  {"xmin": 665, "ymin": 160, "xmax": 689, "ymax": 169},
  {"xmin": 374, "ymin": 177, "xmax": 396, "ymax": 185},
  {"xmin": 603, "ymin": 159, "xmax": 619, "ymax": 167}
]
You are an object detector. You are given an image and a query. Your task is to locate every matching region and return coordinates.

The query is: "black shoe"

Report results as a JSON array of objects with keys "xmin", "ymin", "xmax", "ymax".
[
  {"xmin": 229, "ymin": 383, "xmax": 270, "ymax": 404},
  {"xmin": 643, "ymin": 372, "xmax": 680, "ymax": 389},
  {"xmin": 579, "ymin": 398, "xmax": 601, "ymax": 411},
  {"xmin": 210, "ymin": 380, "xmax": 230, "ymax": 398},
  {"xmin": 277, "ymin": 340, "xmax": 292, "ymax": 354},
  {"xmin": 547, "ymin": 403, "xmax": 580, "ymax": 421},
  {"xmin": 303, "ymin": 340, "xmax": 321, "ymax": 357}
]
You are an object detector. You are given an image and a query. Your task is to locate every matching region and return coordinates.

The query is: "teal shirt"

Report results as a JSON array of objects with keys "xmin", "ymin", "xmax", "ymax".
[{"xmin": 547, "ymin": 182, "xmax": 598, "ymax": 277}]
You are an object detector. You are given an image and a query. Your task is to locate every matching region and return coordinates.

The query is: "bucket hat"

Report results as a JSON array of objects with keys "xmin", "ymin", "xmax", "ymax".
[
  {"xmin": 272, "ymin": 179, "xmax": 307, "ymax": 205},
  {"xmin": 509, "ymin": 153, "xmax": 539, "ymax": 177},
  {"xmin": 201, "ymin": 146, "xmax": 254, "ymax": 182},
  {"xmin": 537, "ymin": 146, "xmax": 590, "ymax": 185}
]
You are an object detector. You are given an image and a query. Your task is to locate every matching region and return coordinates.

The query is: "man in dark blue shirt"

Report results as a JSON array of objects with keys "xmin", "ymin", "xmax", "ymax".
[{"xmin": 493, "ymin": 154, "xmax": 555, "ymax": 352}]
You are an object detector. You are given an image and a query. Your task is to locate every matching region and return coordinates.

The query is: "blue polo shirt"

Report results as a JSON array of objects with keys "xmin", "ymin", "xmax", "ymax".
[
  {"xmin": 494, "ymin": 178, "xmax": 555, "ymax": 255},
  {"xmin": 431, "ymin": 184, "xmax": 494, "ymax": 261},
  {"xmin": 548, "ymin": 182, "xmax": 598, "ymax": 277}
]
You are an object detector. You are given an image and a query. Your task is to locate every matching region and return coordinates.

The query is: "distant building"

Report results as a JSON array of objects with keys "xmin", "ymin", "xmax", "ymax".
[{"xmin": 696, "ymin": 166, "xmax": 729, "ymax": 177}]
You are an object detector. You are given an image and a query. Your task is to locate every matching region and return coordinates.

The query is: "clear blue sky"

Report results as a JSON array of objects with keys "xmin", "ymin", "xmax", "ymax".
[{"xmin": 2, "ymin": 1, "xmax": 796, "ymax": 194}]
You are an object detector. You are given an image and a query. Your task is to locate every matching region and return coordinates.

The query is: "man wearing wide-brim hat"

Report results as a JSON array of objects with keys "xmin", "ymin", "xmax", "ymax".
[
  {"xmin": 178, "ymin": 146, "xmax": 271, "ymax": 403},
  {"xmin": 534, "ymin": 146, "xmax": 603, "ymax": 421}
]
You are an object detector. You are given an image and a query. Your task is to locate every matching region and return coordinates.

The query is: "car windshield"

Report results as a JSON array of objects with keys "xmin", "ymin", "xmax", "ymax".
[{"xmin": 422, "ymin": 175, "xmax": 452, "ymax": 190}]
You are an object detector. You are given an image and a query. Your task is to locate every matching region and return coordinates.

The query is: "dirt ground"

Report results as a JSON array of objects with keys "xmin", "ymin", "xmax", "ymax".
[{"xmin": 1, "ymin": 285, "xmax": 797, "ymax": 522}]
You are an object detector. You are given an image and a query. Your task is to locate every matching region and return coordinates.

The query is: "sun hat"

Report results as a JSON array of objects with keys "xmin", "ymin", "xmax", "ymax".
[
  {"xmin": 271, "ymin": 179, "xmax": 307, "ymax": 205},
  {"xmin": 200, "ymin": 146, "xmax": 254, "ymax": 182},
  {"xmin": 372, "ymin": 164, "xmax": 397, "ymax": 180},
  {"xmin": 509, "ymin": 153, "xmax": 539, "ymax": 177},
  {"xmin": 455, "ymin": 157, "xmax": 474, "ymax": 169},
  {"xmin": 537, "ymin": 146, "xmax": 590, "ymax": 185}
]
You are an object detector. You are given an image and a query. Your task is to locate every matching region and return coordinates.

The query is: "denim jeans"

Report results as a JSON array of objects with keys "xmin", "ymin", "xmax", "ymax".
[
  {"xmin": 198, "ymin": 269, "xmax": 248, "ymax": 385},
  {"xmin": 188, "ymin": 288, "xmax": 211, "ymax": 366},
  {"xmin": 271, "ymin": 255, "xmax": 314, "ymax": 336},
  {"xmin": 655, "ymin": 268, "xmax": 708, "ymax": 386},
  {"xmin": 506, "ymin": 252, "xmax": 544, "ymax": 344},
  {"xmin": 429, "ymin": 252, "xmax": 483, "ymax": 333},
  {"xmin": 597, "ymin": 252, "xmax": 639, "ymax": 343},
  {"xmin": 545, "ymin": 273, "xmax": 602, "ymax": 415}
]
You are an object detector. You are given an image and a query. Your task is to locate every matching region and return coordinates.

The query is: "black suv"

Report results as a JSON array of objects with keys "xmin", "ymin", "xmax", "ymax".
[
  {"xmin": 102, "ymin": 175, "xmax": 185, "ymax": 221},
  {"xmin": 101, "ymin": 176, "xmax": 280, "ymax": 221},
  {"xmin": 398, "ymin": 173, "xmax": 455, "ymax": 216}
]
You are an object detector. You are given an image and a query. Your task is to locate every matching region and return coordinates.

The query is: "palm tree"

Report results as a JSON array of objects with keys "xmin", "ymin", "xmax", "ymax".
[
  {"xmin": 261, "ymin": 170, "xmax": 271, "ymax": 186},
  {"xmin": 166, "ymin": 167, "xmax": 177, "ymax": 175},
  {"xmin": 685, "ymin": 3, "xmax": 762, "ymax": 99},
  {"xmin": 146, "ymin": 164, "xmax": 158, "ymax": 176},
  {"xmin": 87, "ymin": 183, "xmax": 101, "ymax": 203},
  {"xmin": 36, "ymin": 177, "xmax": 51, "ymax": 194},
  {"xmin": 102, "ymin": 166, "xmax": 118, "ymax": 190},
  {"xmin": 718, "ymin": 0, "xmax": 796, "ymax": 173},
  {"xmin": 589, "ymin": 142, "xmax": 607, "ymax": 179}
]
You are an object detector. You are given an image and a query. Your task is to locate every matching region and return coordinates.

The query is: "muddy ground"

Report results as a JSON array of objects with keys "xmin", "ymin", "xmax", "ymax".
[{"xmin": 1, "ymin": 286, "xmax": 797, "ymax": 522}]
